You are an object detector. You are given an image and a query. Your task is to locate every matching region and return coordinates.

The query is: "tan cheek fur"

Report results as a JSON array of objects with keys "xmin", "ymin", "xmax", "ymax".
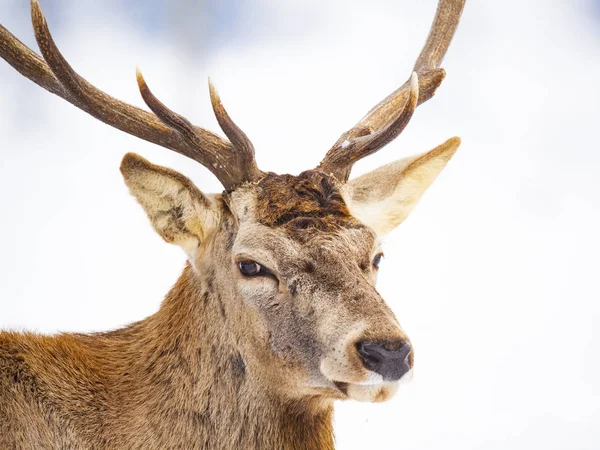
[{"xmin": 319, "ymin": 323, "xmax": 371, "ymax": 384}]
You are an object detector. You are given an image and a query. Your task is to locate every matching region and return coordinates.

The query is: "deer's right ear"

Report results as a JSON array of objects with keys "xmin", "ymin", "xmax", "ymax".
[{"xmin": 120, "ymin": 153, "xmax": 221, "ymax": 255}]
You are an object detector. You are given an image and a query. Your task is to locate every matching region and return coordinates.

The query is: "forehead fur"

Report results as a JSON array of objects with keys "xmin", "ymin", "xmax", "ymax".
[{"xmin": 251, "ymin": 170, "xmax": 363, "ymax": 239}]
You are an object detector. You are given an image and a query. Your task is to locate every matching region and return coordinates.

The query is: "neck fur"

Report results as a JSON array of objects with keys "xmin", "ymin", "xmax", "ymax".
[{"xmin": 111, "ymin": 263, "xmax": 334, "ymax": 450}]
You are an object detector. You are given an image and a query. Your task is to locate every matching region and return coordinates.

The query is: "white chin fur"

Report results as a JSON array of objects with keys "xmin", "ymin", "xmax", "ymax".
[
  {"xmin": 355, "ymin": 368, "xmax": 414, "ymax": 387},
  {"xmin": 355, "ymin": 371, "xmax": 384, "ymax": 386},
  {"xmin": 344, "ymin": 369, "xmax": 414, "ymax": 402},
  {"xmin": 346, "ymin": 382, "xmax": 399, "ymax": 402}
]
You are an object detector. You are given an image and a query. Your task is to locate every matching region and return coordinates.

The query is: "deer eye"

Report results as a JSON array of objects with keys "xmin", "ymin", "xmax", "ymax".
[
  {"xmin": 372, "ymin": 253, "xmax": 384, "ymax": 270},
  {"xmin": 238, "ymin": 261, "xmax": 264, "ymax": 277}
]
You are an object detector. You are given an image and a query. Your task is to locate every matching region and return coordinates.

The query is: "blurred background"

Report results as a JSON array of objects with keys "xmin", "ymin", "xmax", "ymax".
[{"xmin": 1, "ymin": 0, "xmax": 599, "ymax": 448}]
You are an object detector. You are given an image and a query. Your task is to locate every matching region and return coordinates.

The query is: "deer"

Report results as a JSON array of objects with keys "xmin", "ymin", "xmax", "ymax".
[{"xmin": 0, "ymin": 0, "xmax": 465, "ymax": 448}]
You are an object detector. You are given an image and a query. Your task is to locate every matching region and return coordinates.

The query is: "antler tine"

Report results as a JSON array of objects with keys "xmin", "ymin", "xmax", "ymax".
[
  {"xmin": 27, "ymin": 0, "xmax": 230, "ymax": 167},
  {"xmin": 208, "ymin": 80, "xmax": 255, "ymax": 157},
  {"xmin": 414, "ymin": 0, "xmax": 466, "ymax": 74},
  {"xmin": 319, "ymin": 73, "xmax": 419, "ymax": 181},
  {"xmin": 135, "ymin": 70, "xmax": 263, "ymax": 189},
  {"xmin": 319, "ymin": 0, "xmax": 466, "ymax": 181},
  {"xmin": 208, "ymin": 80, "xmax": 264, "ymax": 183},
  {"xmin": 0, "ymin": 0, "xmax": 261, "ymax": 191},
  {"xmin": 0, "ymin": 23, "xmax": 63, "ymax": 97},
  {"xmin": 1, "ymin": 13, "xmax": 170, "ymax": 144},
  {"xmin": 135, "ymin": 69, "xmax": 263, "ymax": 189}
]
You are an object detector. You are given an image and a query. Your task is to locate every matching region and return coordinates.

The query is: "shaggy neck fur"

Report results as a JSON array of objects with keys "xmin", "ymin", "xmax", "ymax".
[{"xmin": 0, "ymin": 264, "xmax": 334, "ymax": 450}]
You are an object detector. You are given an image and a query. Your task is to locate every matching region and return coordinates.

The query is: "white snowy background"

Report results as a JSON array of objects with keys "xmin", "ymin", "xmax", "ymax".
[{"xmin": 1, "ymin": 0, "xmax": 599, "ymax": 448}]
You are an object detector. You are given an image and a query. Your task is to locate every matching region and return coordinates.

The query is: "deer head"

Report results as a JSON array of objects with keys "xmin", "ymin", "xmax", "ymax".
[{"xmin": 0, "ymin": 0, "xmax": 464, "ymax": 404}]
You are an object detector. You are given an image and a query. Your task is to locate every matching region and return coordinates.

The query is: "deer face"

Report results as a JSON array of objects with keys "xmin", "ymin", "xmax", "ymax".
[
  {"xmin": 221, "ymin": 171, "xmax": 410, "ymax": 402},
  {"xmin": 120, "ymin": 138, "xmax": 457, "ymax": 403}
]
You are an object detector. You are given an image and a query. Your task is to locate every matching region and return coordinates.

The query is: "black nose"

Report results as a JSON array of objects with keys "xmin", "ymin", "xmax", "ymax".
[{"xmin": 356, "ymin": 341, "xmax": 412, "ymax": 381}]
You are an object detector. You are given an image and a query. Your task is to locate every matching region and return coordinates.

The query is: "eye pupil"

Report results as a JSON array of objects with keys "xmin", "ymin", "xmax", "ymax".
[
  {"xmin": 239, "ymin": 261, "xmax": 262, "ymax": 276},
  {"xmin": 373, "ymin": 253, "xmax": 383, "ymax": 269}
]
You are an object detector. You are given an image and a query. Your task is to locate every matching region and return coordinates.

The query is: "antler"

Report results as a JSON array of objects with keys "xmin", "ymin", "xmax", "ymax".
[
  {"xmin": 1, "ymin": 0, "xmax": 465, "ymax": 188},
  {"xmin": 0, "ymin": 0, "xmax": 263, "ymax": 190},
  {"xmin": 318, "ymin": 0, "xmax": 466, "ymax": 181}
]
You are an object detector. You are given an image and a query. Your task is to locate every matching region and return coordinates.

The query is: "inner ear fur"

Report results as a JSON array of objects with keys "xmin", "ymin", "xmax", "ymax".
[
  {"xmin": 120, "ymin": 153, "xmax": 220, "ymax": 253},
  {"xmin": 343, "ymin": 137, "xmax": 461, "ymax": 236}
]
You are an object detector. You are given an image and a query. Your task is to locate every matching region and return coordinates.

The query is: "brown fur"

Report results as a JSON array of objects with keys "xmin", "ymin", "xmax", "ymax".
[
  {"xmin": 0, "ymin": 139, "xmax": 459, "ymax": 448},
  {"xmin": 0, "ymin": 0, "xmax": 464, "ymax": 442},
  {"xmin": 1, "ymin": 265, "xmax": 334, "ymax": 449},
  {"xmin": 254, "ymin": 170, "xmax": 365, "ymax": 242},
  {"xmin": 256, "ymin": 171, "xmax": 350, "ymax": 226}
]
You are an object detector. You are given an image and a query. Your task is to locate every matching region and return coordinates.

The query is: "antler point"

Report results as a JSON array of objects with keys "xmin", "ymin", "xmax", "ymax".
[{"xmin": 410, "ymin": 71, "xmax": 419, "ymax": 92}]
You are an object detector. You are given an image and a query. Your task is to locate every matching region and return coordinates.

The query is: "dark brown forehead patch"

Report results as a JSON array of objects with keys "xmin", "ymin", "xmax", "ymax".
[{"xmin": 255, "ymin": 170, "xmax": 359, "ymax": 236}]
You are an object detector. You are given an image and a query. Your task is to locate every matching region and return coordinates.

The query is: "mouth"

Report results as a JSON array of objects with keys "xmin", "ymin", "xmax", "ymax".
[
  {"xmin": 329, "ymin": 370, "xmax": 412, "ymax": 402},
  {"xmin": 331, "ymin": 378, "xmax": 401, "ymax": 402},
  {"xmin": 333, "ymin": 380, "xmax": 349, "ymax": 396}
]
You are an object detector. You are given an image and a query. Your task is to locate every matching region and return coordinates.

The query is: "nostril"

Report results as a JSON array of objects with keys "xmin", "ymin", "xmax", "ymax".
[
  {"xmin": 356, "ymin": 341, "xmax": 412, "ymax": 381},
  {"xmin": 356, "ymin": 342, "xmax": 383, "ymax": 371}
]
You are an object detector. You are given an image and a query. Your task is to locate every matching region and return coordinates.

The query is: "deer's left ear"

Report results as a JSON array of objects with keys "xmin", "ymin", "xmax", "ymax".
[
  {"xmin": 342, "ymin": 137, "xmax": 460, "ymax": 236},
  {"xmin": 120, "ymin": 153, "xmax": 221, "ymax": 256}
]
